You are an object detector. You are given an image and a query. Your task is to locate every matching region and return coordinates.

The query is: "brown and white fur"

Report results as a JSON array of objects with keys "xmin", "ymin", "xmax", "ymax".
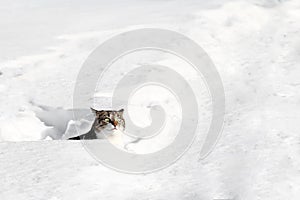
[{"xmin": 68, "ymin": 108, "xmax": 126, "ymax": 148}]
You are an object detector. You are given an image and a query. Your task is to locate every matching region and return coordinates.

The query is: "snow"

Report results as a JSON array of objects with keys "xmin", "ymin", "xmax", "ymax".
[{"xmin": 1, "ymin": 0, "xmax": 300, "ymax": 199}]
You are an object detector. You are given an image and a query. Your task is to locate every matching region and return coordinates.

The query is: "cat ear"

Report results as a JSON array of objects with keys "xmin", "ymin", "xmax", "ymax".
[
  {"xmin": 118, "ymin": 108, "xmax": 124, "ymax": 114},
  {"xmin": 90, "ymin": 107, "xmax": 98, "ymax": 113}
]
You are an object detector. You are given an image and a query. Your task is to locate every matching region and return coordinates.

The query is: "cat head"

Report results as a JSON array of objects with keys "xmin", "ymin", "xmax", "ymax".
[{"xmin": 90, "ymin": 108, "xmax": 125, "ymax": 132}]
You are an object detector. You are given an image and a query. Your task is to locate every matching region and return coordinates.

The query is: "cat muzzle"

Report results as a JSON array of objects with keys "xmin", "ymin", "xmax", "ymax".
[{"xmin": 113, "ymin": 121, "xmax": 118, "ymax": 126}]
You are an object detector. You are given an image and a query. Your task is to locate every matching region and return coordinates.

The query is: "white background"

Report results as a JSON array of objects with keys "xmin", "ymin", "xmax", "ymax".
[{"xmin": 0, "ymin": 0, "xmax": 299, "ymax": 199}]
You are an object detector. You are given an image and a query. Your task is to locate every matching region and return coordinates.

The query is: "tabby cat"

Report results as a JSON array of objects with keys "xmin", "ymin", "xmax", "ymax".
[{"xmin": 68, "ymin": 108, "xmax": 125, "ymax": 143}]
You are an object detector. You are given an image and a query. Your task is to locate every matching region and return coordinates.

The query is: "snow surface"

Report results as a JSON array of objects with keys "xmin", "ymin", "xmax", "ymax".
[{"xmin": 1, "ymin": 0, "xmax": 300, "ymax": 199}]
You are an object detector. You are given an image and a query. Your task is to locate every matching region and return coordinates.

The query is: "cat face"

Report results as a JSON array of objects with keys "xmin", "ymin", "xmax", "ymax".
[{"xmin": 91, "ymin": 108, "xmax": 125, "ymax": 132}]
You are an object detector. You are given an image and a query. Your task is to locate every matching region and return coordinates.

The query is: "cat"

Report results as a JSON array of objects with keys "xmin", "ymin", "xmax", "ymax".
[{"xmin": 68, "ymin": 108, "xmax": 128, "ymax": 148}]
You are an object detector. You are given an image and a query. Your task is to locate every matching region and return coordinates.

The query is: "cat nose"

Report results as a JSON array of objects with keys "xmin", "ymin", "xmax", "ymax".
[{"xmin": 113, "ymin": 121, "xmax": 118, "ymax": 127}]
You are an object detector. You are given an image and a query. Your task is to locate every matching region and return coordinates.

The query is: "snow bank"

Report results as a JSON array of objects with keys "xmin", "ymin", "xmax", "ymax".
[{"xmin": 0, "ymin": 0, "xmax": 300, "ymax": 199}]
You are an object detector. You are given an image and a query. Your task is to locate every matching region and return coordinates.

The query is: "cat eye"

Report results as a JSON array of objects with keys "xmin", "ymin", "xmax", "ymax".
[{"xmin": 104, "ymin": 118, "xmax": 110, "ymax": 122}]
